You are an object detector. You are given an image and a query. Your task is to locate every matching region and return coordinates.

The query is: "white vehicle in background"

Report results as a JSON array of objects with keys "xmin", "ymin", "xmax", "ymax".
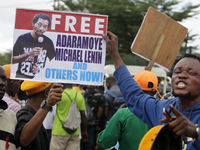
[{"xmin": 104, "ymin": 64, "xmax": 172, "ymax": 97}]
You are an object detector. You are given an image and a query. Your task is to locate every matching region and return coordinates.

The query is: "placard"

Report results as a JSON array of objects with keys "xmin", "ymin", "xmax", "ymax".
[
  {"xmin": 131, "ymin": 6, "xmax": 188, "ymax": 70},
  {"xmin": 11, "ymin": 8, "xmax": 108, "ymax": 85}
]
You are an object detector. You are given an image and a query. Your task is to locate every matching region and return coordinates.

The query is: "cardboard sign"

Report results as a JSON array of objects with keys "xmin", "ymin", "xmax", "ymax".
[
  {"xmin": 131, "ymin": 6, "xmax": 188, "ymax": 71},
  {"xmin": 11, "ymin": 8, "xmax": 108, "ymax": 85}
]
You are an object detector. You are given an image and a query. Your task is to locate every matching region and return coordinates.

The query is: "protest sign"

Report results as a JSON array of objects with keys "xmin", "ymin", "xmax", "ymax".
[
  {"xmin": 11, "ymin": 8, "xmax": 108, "ymax": 85},
  {"xmin": 131, "ymin": 6, "xmax": 188, "ymax": 71}
]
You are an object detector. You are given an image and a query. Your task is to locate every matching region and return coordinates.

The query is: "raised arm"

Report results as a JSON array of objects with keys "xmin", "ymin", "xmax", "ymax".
[
  {"xmin": 102, "ymin": 31, "xmax": 124, "ymax": 69},
  {"xmin": 18, "ymin": 83, "xmax": 63, "ymax": 146}
]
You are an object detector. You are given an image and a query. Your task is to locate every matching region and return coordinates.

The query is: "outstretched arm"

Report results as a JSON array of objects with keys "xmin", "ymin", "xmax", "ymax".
[{"xmin": 102, "ymin": 31, "xmax": 124, "ymax": 69}]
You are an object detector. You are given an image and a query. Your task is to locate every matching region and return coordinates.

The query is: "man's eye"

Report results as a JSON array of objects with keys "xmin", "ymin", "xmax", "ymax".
[
  {"xmin": 174, "ymin": 71, "xmax": 181, "ymax": 73},
  {"xmin": 3, "ymin": 77, "xmax": 7, "ymax": 82},
  {"xmin": 188, "ymin": 72, "xmax": 197, "ymax": 76},
  {"xmin": 37, "ymin": 23, "xmax": 42, "ymax": 26}
]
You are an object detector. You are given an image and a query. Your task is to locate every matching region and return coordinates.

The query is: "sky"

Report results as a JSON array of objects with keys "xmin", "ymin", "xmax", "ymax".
[{"xmin": 0, "ymin": 0, "xmax": 200, "ymax": 54}]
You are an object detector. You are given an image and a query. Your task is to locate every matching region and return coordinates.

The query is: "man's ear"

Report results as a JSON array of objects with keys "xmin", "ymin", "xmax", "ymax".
[
  {"xmin": 8, "ymin": 79, "xmax": 13, "ymax": 87},
  {"xmin": 44, "ymin": 89, "xmax": 49, "ymax": 98}
]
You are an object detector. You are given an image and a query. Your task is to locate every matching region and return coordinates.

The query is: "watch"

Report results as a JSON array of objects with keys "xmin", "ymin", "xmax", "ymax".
[{"xmin": 40, "ymin": 100, "xmax": 52, "ymax": 112}]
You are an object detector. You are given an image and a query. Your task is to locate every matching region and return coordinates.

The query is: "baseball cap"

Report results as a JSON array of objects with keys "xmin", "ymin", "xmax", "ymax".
[
  {"xmin": 134, "ymin": 70, "xmax": 158, "ymax": 91},
  {"xmin": 21, "ymin": 80, "xmax": 52, "ymax": 96},
  {"xmin": 2, "ymin": 64, "xmax": 11, "ymax": 79},
  {"xmin": 138, "ymin": 124, "xmax": 182, "ymax": 150},
  {"xmin": 134, "ymin": 70, "xmax": 164, "ymax": 100}
]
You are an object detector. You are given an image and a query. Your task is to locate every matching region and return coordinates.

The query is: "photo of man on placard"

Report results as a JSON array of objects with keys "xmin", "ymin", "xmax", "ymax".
[{"xmin": 12, "ymin": 13, "xmax": 55, "ymax": 79}]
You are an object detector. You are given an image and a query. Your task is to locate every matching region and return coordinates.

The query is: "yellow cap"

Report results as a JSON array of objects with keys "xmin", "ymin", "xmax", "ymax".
[
  {"xmin": 138, "ymin": 125, "xmax": 164, "ymax": 150},
  {"xmin": 2, "ymin": 64, "xmax": 11, "ymax": 79},
  {"xmin": 139, "ymin": 124, "xmax": 182, "ymax": 150},
  {"xmin": 21, "ymin": 80, "xmax": 52, "ymax": 96}
]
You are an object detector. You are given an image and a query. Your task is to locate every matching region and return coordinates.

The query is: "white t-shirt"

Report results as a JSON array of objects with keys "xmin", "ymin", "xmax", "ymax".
[{"xmin": 43, "ymin": 105, "xmax": 57, "ymax": 130}]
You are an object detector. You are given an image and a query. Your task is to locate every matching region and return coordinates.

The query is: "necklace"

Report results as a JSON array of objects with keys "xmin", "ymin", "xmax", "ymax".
[{"xmin": 175, "ymin": 103, "xmax": 195, "ymax": 120}]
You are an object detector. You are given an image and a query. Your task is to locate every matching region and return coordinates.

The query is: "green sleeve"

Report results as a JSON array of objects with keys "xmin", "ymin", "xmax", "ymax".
[{"xmin": 97, "ymin": 109, "xmax": 123, "ymax": 149}]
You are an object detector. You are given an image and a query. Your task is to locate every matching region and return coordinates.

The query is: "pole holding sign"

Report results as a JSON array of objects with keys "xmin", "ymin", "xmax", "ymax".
[{"xmin": 148, "ymin": 34, "xmax": 165, "ymax": 71}]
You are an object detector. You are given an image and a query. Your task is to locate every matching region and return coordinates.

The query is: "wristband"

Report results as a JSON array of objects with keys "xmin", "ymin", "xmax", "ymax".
[
  {"xmin": 40, "ymin": 100, "xmax": 52, "ymax": 112},
  {"xmin": 193, "ymin": 124, "xmax": 199, "ymax": 144}
]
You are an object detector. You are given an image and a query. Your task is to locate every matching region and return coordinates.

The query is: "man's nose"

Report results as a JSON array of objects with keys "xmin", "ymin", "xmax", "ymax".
[
  {"xmin": 39, "ymin": 26, "xmax": 45, "ymax": 31},
  {"xmin": 177, "ymin": 71, "xmax": 188, "ymax": 78}
]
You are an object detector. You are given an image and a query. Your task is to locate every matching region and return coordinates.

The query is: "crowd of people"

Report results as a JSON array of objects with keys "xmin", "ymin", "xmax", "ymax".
[
  {"xmin": 1, "ymin": 31, "xmax": 200, "ymax": 150},
  {"xmin": 0, "ymin": 63, "xmax": 126, "ymax": 150}
]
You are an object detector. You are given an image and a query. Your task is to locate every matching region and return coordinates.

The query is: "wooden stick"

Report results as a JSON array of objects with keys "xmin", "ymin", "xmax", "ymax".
[{"xmin": 148, "ymin": 34, "xmax": 165, "ymax": 71}]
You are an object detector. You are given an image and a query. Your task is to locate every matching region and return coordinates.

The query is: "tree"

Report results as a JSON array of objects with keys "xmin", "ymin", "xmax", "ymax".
[
  {"xmin": 53, "ymin": 0, "xmax": 200, "ymax": 65},
  {"xmin": 0, "ymin": 50, "xmax": 12, "ymax": 65}
]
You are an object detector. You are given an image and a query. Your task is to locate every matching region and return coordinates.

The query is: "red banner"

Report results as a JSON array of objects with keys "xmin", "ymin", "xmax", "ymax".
[{"xmin": 15, "ymin": 9, "xmax": 108, "ymax": 36}]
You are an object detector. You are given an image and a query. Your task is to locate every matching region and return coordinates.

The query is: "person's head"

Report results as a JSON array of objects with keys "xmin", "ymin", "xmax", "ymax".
[
  {"xmin": 21, "ymin": 81, "xmax": 52, "ymax": 100},
  {"xmin": 63, "ymin": 83, "xmax": 73, "ymax": 89},
  {"xmin": 2, "ymin": 64, "xmax": 21, "ymax": 97},
  {"xmin": 134, "ymin": 70, "xmax": 158, "ymax": 96},
  {"xmin": 32, "ymin": 13, "xmax": 51, "ymax": 37},
  {"xmin": 0, "ymin": 65, "xmax": 7, "ymax": 100},
  {"xmin": 106, "ymin": 76, "xmax": 117, "ymax": 89},
  {"xmin": 172, "ymin": 53, "xmax": 200, "ymax": 99},
  {"xmin": 95, "ymin": 86, "xmax": 105, "ymax": 94}
]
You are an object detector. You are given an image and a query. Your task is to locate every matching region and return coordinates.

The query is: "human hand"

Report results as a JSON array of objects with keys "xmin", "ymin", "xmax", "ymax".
[
  {"xmin": 32, "ymin": 63, "xmax": 38, "ymax": 74},
  {"xmin": 29, "ymin": 47, "xmax": 42, "ymax": 56},
  {"xmin": 118, "ymin": 103, "xmax": 127, "ymax": 110},
  {"xmin": 46, "ymin": 83, "xmax": 63, "ymax": 107},
  {"xmin": 160, "ymin": 104, "xmax": 197, "ymax": 139},
  {"xmin": 102, "ymin": 31, "xmax": 119, "ymax": 58},
  {"xmin": 102, "ymin": 31, "xmax": 124, "ymax": 69},
  {"xmin": 95, "ymin": 143, "xmax": 104, "ymax": 150},
  {"xmin": 82, "ymin": 131, "xmax": 88, "ymax": 142},
  {"xmin": 144, "ymin": 66, "xmax": 149, "ymax": 70}
]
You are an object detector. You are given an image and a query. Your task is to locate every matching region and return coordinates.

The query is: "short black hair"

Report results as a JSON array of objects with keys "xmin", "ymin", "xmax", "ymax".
[
  {"xmin": 32, "ymin": 13, "xmax": 51, "ymax": 28},
  {"xmin": 95, "ymin": 86, "xmax": 105, "ymax": 93},
  {"xmin": 106, "ymin": 76, "xmax": 116, "ymax": 84},
  {"xmin": 174, "ymin": 53, "xmax": 200, "ymax": 66}
]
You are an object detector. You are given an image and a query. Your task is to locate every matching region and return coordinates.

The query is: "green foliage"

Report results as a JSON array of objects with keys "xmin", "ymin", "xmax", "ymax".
[{"xmin": 0, "ymin": 50, "xmax": 12, "ymax": 66}]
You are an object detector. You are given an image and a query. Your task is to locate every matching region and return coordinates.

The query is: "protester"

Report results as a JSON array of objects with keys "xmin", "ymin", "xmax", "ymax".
[
  {"xmin": 102, "ymin": 31, "xmax": 200, "ymax": 149},
  {"xmin": 72, "ymin": 84, "xmax": 85, "ymax": 150},
  {"xmin": 15, "ymin": 81, "xmax": 63, "ymax": 150},
  {"xmin": 81, "ymin": 85, "xmax": 105, "ymax": 150},
  {"xmin": 12, "ymin": 13, "xmax": 55, "ymax": 79},
  {"xmin": 96, "ymin": 70, "xmax": 159, "ymax": 150},
  {"xmin": 0, "ymin": 65, "xmax": 19, "ymax": 149},
  {"xmin": 95, "ymin": 86, "xmax": 107, "ymax": 133},
  {"xmin": 104, "ymin": 76, "xmax": 122, "ymax": 122},
  {"xmin": 50, "ymin": 83, "xmax": 88, "ymax": 150},
  {"xmin": 2, "ymin": 64, "xmax": 21, "ymax": 114},
  {"xmin": 73, "ymin": 84, "xmax": 83, "ymax": 94}
]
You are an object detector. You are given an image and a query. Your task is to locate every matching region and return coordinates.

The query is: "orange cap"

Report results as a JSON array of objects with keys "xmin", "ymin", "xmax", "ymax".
[
  {"xmin": 134, "ymin": 70, "xmax": 158, "ymax": 91},
  {"xmin": 2, "ymin": 64, "xmax": 11, "ymax": 79},
  {"xmin": 21, "ymin": 80, "xmax": 52, "ymax": 96}
]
